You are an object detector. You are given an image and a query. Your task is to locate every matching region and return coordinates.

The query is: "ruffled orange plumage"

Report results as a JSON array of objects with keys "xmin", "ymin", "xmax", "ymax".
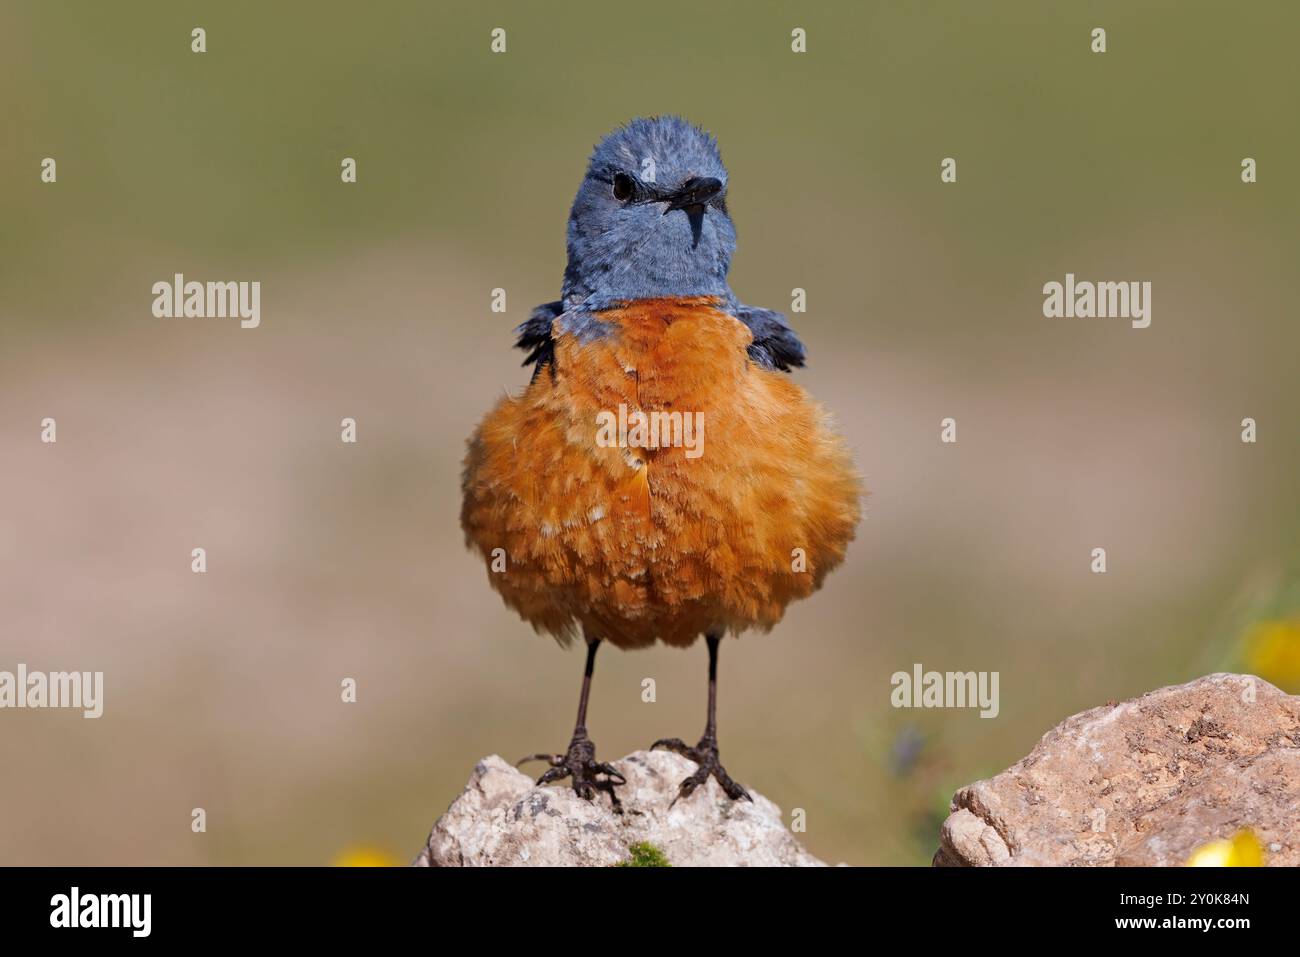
[{"xmin": 461, "ymin": 297, "xmax": 862, "ymax": 651}]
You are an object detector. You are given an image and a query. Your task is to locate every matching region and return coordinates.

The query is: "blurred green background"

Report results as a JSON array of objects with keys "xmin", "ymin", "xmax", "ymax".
[{"xmin": 1, "ymin": 1, "xmax": 1297, "ymax": 866}]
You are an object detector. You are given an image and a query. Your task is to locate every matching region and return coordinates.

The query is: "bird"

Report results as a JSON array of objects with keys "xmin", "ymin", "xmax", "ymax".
[{"xmin": 461, "ymin": 116, "xmax": 861, "ymax": 809}]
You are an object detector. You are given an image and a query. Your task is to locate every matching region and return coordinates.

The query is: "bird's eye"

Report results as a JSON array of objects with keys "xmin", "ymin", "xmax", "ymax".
[{"xmin": 612, "ymin": 173, "xmax": 635, "ymax": 202}]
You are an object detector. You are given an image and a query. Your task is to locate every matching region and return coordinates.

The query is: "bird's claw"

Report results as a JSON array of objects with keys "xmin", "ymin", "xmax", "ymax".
[
  {"xmin": 592, "ymin": 762, "xmax": 627, "ymax": 785},
  {"xmin": 650, "ymin": 737, "xmax": 691, "ymax": 755},
  {"xmin": 516, "ymin": 753, "xmax": 563, "ymax": 768},
  {"xmin": 518, "ymin": 731, "xmax": 624, "ymax": 813},
  {"xmin": 653, "ymin": 734, "xmax": 752, "ymax": 805}
]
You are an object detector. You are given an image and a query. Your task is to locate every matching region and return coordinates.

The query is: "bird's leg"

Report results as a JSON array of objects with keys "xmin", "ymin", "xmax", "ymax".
[
  {"xmin": 517, "ymin": 638, "xmax": 625, "ymax": 812},
  {"xmin": 651, "ymin": 633, "xmax": 752, "ymax": 803}
]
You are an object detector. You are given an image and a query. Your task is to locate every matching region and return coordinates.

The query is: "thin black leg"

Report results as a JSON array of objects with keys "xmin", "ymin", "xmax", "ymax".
[
  {"xmin": 518, "ymin": 637, "xmax": 625, "ymax": 810},
  {"xmin": 651, "ymin": 632, "xmax": 752, "ymax": 803}
]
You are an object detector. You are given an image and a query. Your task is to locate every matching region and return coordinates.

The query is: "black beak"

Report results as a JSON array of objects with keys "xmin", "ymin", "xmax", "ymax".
[
  {"xmin": 662, "ymin": 177, "xmax": 724, "ymax": 214},
  {"xmin": 661, "ymin": 177, "xmax": 723, "ymax": 249}
]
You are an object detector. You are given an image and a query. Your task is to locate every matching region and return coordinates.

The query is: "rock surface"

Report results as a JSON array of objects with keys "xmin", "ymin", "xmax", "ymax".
[
  {"xmin": 934, "ymin": 673, "xmax": 1300, "ymax": 866},
  {"xmin": 416, "ymin": 749, "xmax": 824, "ymax": 867}
]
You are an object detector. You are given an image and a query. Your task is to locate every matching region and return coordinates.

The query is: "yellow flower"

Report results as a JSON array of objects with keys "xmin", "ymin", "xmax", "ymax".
[
  {"xmin": 332, "ymin": 845, "xmax": 400, "ymax": 867},
  {"xmin": 1186, "ymin": 829, "xmax": 1265, "ymax": 867},
  {"xmin": 1242, "ymin": 618, "xmax": 1300, "ymax": 693}
]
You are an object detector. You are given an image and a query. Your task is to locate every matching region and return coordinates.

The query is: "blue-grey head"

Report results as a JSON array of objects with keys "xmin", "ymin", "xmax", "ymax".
[
  {"xmin": 562, "ymin": 116, "xmax": 735, "ymax": 305},
  {"xmin": 517, "ymin": 117, "xmax": 805, "ymax": 376}
]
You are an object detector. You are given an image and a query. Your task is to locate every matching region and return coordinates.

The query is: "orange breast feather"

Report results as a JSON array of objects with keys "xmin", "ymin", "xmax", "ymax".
[{"xmin": 460, "ymin": 298, "xmax": 862, "ymax": 649}]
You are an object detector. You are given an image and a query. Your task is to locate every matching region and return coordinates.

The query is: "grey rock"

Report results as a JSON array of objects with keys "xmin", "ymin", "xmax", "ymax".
[{"xmin": 416, "ymin": 749, "xmax": 825, "ymax": 867}]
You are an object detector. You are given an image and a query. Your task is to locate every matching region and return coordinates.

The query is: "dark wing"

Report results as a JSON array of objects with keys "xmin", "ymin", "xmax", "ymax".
[
  {"xmin": 514, "ymin": 300, "xmax": 564, "ymax": 378},
  {"xmin": 734, "ymin": 305, "xmax": 805, "ymax": 372}
]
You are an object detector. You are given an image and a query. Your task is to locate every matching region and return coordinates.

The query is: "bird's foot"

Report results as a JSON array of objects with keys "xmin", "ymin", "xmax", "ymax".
[
  {"xmin": 518, "ymin": 729, "xmax": 626, "ymax": 813},
  {"xmin": 650, "ymin": 733, "xmax": 752, "ymax": 804}
]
